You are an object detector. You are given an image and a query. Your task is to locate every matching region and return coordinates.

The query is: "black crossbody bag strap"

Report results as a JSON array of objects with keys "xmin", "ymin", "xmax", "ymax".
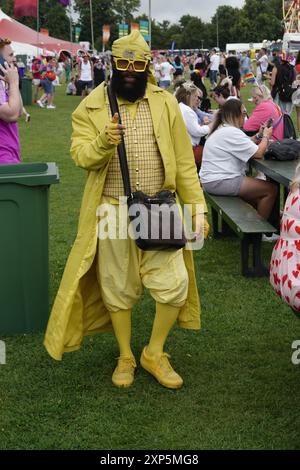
[{"xmin": 107, "ymin": 84, "xmax": 132, "ymax": 198}]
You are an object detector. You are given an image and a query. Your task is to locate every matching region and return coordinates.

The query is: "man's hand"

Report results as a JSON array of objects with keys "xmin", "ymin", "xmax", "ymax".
[
  {"xmin": 0, "ymin": 62, "xmax": 19, "ymax": 87},
  {"xmin": 203, "ymin": 215, "xmax": 210, "ymax": 239},
  {"xmin": 190, "ymin": 213, "xmax": 210, "ymax": 241},
  {"xmin": 104, "ymin": 113, "xmax": 126, "ymax": 146}
]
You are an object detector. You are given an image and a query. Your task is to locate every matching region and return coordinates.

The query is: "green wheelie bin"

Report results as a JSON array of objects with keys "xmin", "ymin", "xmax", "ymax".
[
  {"xmin": 20, "ymin": 77, "xmax": 32, "ymax": 106},
  {"xmin": 0, "ymin": 163, "xmax": 59, "ymax": 335}
]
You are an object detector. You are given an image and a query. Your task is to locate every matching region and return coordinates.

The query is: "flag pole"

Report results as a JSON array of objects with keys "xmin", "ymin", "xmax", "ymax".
[
  {"xmin": 89, "ymin": 0, "xmax": 95, "ymax": 52},
  {"xmin": 149, "ymin": 0, "xmax": 151, "ymax": 50},
  {"xmin": 37, "ymin": 0, "xmax": 40, "ymax": 55},
  {"xmin": 68, "ymin": 2, "xmax": 73, "ymax": 57}
]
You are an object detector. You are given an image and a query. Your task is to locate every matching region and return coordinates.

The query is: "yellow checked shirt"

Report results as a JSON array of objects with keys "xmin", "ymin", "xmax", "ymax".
[{"xmin": 103, "ymin": 91, "xmax": 165, "ymax": 198}]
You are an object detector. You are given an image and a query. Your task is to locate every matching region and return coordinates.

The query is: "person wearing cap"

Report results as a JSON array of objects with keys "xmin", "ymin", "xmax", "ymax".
[{"xmin": 44, "ymin": 31, "xmax": 209, "ymax": 390}]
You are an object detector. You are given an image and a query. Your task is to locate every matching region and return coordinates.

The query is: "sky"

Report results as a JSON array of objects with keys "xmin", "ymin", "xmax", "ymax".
[{"xmin": 137, "ymin": 0, "xmax": 245, "ymax": 24}]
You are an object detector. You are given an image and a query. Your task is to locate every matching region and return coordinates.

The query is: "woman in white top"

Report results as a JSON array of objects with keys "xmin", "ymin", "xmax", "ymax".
[
  {"xmin": 175, "ymin": 82, "xmax": 210, "ymax": 146},
  {"xmin": 175, "ymin": 82, "xmax": 210, "ymax": 171},
  {"xmin": 200, "ymin": 99, "xmax": 277, "ymax": 219}
]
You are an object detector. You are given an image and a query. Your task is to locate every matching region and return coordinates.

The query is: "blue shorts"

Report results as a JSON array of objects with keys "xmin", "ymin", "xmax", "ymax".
[
  {"xmin": 159, "ymin": 80, "xmax": 171, "ymax": 89},
  {"xmin": 41, "ymin": 78, "xmax": 53, "ymax": 95}
]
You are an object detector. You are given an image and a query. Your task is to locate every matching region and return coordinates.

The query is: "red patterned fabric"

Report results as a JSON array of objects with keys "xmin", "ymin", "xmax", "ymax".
[
  {"xmin": 14, "ymin": 0, "xmax": 37, "ymax": 18},
  {"xmin": 270, "ymin": 188, "xmax": 300, "ymax": 312}
]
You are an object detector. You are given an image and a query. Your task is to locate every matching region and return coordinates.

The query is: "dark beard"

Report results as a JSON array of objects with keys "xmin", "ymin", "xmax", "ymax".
[{"xmin": 111, "ymin": 67, "xmax": 148, "ymax": 102}]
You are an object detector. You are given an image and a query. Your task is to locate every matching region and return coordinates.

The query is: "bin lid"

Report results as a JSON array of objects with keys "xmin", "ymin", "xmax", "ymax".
[{"xmin": 0, "ymin": 162, "xmax": 59, "ymax": 186}]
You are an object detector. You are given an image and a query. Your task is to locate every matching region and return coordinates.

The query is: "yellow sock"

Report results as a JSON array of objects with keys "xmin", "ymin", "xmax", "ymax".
[
  {"xmin": 109, "ymin": 309, "xmax": 134, "ymax": 358},
  {"xmin": 146, "ymin": 303, "xmax": 180, "ymax": 357}
]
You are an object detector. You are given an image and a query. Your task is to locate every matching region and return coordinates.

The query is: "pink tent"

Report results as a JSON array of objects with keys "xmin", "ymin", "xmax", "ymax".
[{"xmin": 0, "ymin": 16, "xmax": 81, "ymax": 54}]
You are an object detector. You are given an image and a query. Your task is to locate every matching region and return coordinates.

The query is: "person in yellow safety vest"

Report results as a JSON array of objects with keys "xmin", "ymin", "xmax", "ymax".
[{"xmin": 44, "ymin": 31, "xmax": 209, "ymax": 390}]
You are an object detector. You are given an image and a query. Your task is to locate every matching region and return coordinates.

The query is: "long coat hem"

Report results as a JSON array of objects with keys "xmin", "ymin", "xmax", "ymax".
[{"xmin": 44, "ymin": 82, "xmax": 207, "ymax": 361}]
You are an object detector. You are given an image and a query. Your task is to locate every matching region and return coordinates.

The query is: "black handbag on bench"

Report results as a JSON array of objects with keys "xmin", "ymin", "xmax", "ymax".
[
  {"xmin": 107, "ymin": 84, "xmax": 186, "ymax": 251},
  {"xmin": 264, "ymin": 139, "xmax": 300, "ymax": 161}
]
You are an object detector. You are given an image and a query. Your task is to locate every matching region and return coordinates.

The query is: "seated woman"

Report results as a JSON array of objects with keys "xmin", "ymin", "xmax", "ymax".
[
  {"xmin": 191, "ymin": 89, "xmax": 214, "ymax": 125},
  {"xmin": 175, "ymin": 82, "xmax": 211, "ymax": 171},
  {"xmin": 270, "ymin": 163, "xmax": 300, "ymax": 317},
  {"xmin": 243, "ymin": 84, "xmax": 284, "ymax": 140},
  {"xmin": 175, "ymin": 81, "xmax": 211, "ymax": 155},
  {"xmin": 212, "ymin": 83, "xmax": 238, "ymax": 107},
  {"xmin": 200, "ymin": 99, "xmax": 277, "ymax": 220},
  {"xmin": 66, "ymin": 77, "xmax": 77, "ymax": 95}
]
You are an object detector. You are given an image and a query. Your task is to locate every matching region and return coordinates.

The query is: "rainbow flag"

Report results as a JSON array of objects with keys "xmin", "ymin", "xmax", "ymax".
[{"xmin": 242, "ymin": 72, "xmax": 256, "ymax": 84}]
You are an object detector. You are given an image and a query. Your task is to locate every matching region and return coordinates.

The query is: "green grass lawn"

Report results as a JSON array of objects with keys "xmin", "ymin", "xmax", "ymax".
[{"xmin": 0, "ymin": 83, "xmax": 299, "ymax": 450}]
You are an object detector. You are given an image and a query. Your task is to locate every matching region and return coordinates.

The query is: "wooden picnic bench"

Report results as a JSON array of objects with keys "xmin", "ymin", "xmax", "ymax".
[
  {"xmin": 204, "ymin": 192, "xmax": 277, "ymax": 277},
  {"xmin": 250, "ymin": 158, "xmax": 298, "ymax": 230}
]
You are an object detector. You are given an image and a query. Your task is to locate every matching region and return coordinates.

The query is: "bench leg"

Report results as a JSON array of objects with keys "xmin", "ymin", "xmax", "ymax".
[
  {"xmin": 211, "ymin": 207, "xmax": 220, "ymax": 238},
  {"xmin": 241, "ymin": 234, "xmax": 269, "ymax": 277},
  {"xmin": 267, "ymin": 180, "xmax": 280, "ymax": 232},
  {"xmin": 221, "ymin": 219, "xmax": 236, "ymax": 237},
  {"xmin": 211, "ymin": 207, "xmax": 235, "ymax": 238}
]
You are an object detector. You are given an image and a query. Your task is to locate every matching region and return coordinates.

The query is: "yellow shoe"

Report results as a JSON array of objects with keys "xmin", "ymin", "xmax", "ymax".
[
  {"xmin": 140, "ymin": 347, "xmax": 183, "ymax": 389},
  {"xmin": 112, "ymin": 356, "xmax": 137, "ymax": 388}
]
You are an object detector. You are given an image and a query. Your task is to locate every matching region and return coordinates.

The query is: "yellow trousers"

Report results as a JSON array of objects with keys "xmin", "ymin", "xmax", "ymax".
[{"xmin": 96, "ymin": 198, "xmax": 188, "ymax": 312}]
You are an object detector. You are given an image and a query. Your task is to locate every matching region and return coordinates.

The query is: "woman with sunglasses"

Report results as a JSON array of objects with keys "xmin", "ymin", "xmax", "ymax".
[
  {"xmin": 175, "ymin": 82, "xmax": 211, "ymax": 171},
  {"xmin": 243, "ymin": 84, "xmax": 284, "ymax": 141}
]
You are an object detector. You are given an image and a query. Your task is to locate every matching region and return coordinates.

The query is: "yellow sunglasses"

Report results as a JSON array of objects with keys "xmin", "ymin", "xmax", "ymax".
[{"xmin": 113, "ymin": 57, "xmax": 148, "ymax": 72}]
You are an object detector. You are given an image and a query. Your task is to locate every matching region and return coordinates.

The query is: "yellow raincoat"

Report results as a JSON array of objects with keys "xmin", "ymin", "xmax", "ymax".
[{"xmin": 44, "ymin": 82, "xmax": 208, "ymax": 361}]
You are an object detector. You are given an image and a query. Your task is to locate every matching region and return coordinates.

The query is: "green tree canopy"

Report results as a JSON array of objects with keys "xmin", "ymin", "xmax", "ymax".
[
  {"xmin": 0, "ymin": 0, "xmax": 70, "ymax": 39},
  {"xmin": 75, "ymin": 0, "xmax": 140, "ymax": 47}
]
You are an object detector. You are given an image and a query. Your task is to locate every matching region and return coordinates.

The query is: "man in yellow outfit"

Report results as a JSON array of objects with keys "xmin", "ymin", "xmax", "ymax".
[{"xmin": 44, "ymin": 31, "xmax": 209, "ymax": 389}]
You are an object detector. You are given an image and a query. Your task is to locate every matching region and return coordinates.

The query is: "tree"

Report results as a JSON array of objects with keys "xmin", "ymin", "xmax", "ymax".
[
  {"xmin": 150, "ymin": 19, "xmax": 168, "ymax": 49},
  {"xmin": 0, "ymin": 0, "xmax": 70, "ymax": 39},
  {"xmin": 211, "ymin": 6, "xmax": 241, "ymax": 50},
  {"xmin": 242, "ymin": 0, "xmax": 283, "ymax": 41},
  {"xmin": 229, "ymin": 11, "xmax": 252, "ymax": 44},
  {"xmin": 180, "ymin": 16, "xmax": 209, "ymax": 49},
  {"xmin": 75, "ymin": 0, "xmax": 140, "ymax": 46},
  {"xmin": 0, "ymin": 0, "xmax": 13, "ymax": 16},
  {"xmin": 39, "ymin": 0, "xmax": 70, "ymax": 40}
]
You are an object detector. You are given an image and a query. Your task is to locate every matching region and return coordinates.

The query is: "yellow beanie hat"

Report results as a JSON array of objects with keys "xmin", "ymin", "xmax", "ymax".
[{"xmin": 112, "ymin": 30, "xmax": 151, "ymax": 61}]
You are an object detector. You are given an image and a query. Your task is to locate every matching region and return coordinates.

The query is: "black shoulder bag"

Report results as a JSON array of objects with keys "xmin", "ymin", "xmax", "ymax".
[
  {"xmin": 106, "ymin": 84, "xmax": 186, "ymax": 251},
  {"xmin": 264, "ymin": 139, "xmax": 300, "ymax": 161}
]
